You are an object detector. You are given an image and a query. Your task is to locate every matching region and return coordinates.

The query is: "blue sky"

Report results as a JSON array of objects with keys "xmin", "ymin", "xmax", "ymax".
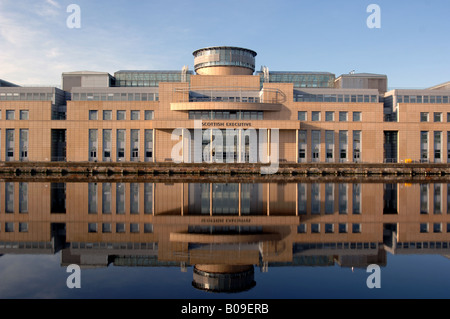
[{"xmin": 0, "ymin": 0, "xmax": 449, "ymax": 89}]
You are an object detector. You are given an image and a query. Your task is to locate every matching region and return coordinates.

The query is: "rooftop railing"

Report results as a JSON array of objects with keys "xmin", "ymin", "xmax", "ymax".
[{"xmin": 173, "ymin": 87, "xmax": 286, "ymax": 104}]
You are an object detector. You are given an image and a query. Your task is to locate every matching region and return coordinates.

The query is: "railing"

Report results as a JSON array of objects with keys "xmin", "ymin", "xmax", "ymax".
[{"xmin": 173, "ymin": 87, "xmax": 286, "ymax": 104}]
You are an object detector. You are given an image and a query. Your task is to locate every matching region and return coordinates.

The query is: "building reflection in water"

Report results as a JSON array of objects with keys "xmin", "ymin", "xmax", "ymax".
[{"xmin": 0, "ymin": 181, "xmax": 450, "ymax": 293}]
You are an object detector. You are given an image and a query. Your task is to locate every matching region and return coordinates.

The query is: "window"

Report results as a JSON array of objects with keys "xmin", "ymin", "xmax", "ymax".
[
  {"xmin": 5, "ymin": 222, "xmax": 14, "ymax": 232},
  {"xmin": 103, "ymin": 110, "xmax": 112, "ymax": 120},
  {"xmin": 20, "ymin": 110, "xmax": 29, "ymax": 120},
  {"xmin": 325, "ymin": 111, "xmax": 334, "ymax": 122},
  {"xmin": 117, "ymin": 110, "xmax": 126, "ymax": 120},
  {"xmin": 312, "ymin": 111, "xmax": 321, "ymax": 121},
  {"xmin": 102, "ymin": 223, "xmax": 112, "ymax": 233},
  {"xmin": 339, "ymin": 223, "xmax": 348, "ymax": 233},
  {"xmin": 325, "ymin": 224, "xmax": 334, "ymax": 233},
  {"xmin": 447, "ymin": 113, "xmax": 450, "ymax": 122},
  {"xmin": 131, "ymin": 110, "xmax": 140, "ymax": 120},
  {"xmin": 434, "ymin": 112, "xmax": 442, "ymax": 122},
  {"xmin": 144, "ymin": 223, "xmax": 154, "ymax": 233},
  {"xmin": 116, "ymin": 223, "xmax": 126, "ymax": 233},
  {"xmin": 145, "ymin": 110, "xmax": 154, "ymax": 120},
  {"xmin": 311, "ymin": 223, "xmax": 320, "ymax": 233},
  {"xmin": 130, "ymin": 223, "xmax": 140, "ymax": 233},
  {"xmin": 297, "ymin": 224, "xmax": 307, "ymax": 234},
  {"xmin": 420, "ymin": 112, "xmax": 429, "ymax": 122},
  {"xmin": 352, "ymin": 223, "xmax": 361, "ymax": 233},
  {"xmin": 420, "ymin": 223, "xmax": 428, "ymax": 233},
  {"xmin": 88, "ymin": 223, "xmax": 98, "ymax": 233},
  {"xmin": 298, "ymin": 111, "xmax": 307, "ymax": 121},
  {"xmin": 6, "ymin": 110, "xmax": 14, "ymax": 120},
  {"xmin": 353, "ymin": 112, "xmax": 361, "ymax": 122},
  {"xmin": 339, "ymin": 111, "xmax": 348, "ymax": 122},
  {"xmin": 89, "ymin": 110, "xmax": 98, "ymax": 120},
  {"xmin": 19, "ymin": 222, "xmax": 28, "ymax": 233},
  {"xmin": 433, "ymin": 223, "xmax": 442, "ymax": 233}
]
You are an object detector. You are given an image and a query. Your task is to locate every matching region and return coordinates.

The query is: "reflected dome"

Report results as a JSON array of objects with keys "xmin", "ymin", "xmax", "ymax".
[{"xmin": 192, "ymin": 264, "xmax": 256, "ymax": 293}]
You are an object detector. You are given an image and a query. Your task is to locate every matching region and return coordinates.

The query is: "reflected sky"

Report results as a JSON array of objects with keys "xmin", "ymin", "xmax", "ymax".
[{"xmin": 0, "ymin": 180, "xmax": 450, "ymax": 299}]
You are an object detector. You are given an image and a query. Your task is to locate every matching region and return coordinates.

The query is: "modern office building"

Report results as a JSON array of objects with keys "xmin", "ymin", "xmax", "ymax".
[{"xmin": 0, "ymin": 46, "xmax": 449, "ymax": 164}]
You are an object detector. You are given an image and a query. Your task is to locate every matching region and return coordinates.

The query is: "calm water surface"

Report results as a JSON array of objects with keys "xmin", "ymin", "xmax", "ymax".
[{"xmin": 0, "ymin": 180, "xmax": 449, "ymax": 299}]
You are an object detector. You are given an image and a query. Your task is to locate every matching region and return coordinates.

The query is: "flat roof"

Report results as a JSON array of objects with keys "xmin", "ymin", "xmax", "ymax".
[{"xmin": 193, "ymin": 46, "xmax": 257, "ymax": 57}]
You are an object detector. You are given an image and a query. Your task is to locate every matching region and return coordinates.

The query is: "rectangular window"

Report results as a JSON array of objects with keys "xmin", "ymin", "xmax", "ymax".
[
  {"xmin": 6, "ymin": 129, "xmax": 14, "ymax": 161},
  {"xmin": 352, "ymin": 223, "xmax": 361, "ymax": 233},
  {"xmin": 339, "ymin": 223, "xmax": 348, "ymax": 234},
  {"xmin": 19, "ymin": 222, "xmax": 28, "ymax": 233},
  {"xmin": 144, "ymin": 183, "xmax": 153, "ymax": 214},
  {"xmin": 311, "ymin": 223, "xmax": 320, "ymax": 233},
  {"xmin": 311, "ymin": 184, "xmax": 320, "ymax": 214},
  {"xmin": 116, "ymin": 223, "xmax": 126, "ymax": 233},
  {"xmin": 144, "ymin": 223, "xmax": 154, "ymax": 233},
  {"xmin": 434, "ymin": 184, "xmax": 442, "ymax": 214},
  {"xmin": 312, "ymin": 111, "xmax": 321, "ymax": 122},
  {"xmin": 420, "ymin": 223, "xmax": 428, "ymax": 233},
  {"xmin": 145, "ymin": 110, "xmax": 154, "ymax": 120},
  {"xmin": 325, "ymin": 131, "xmax": 334, "ymax": 162},
  {"xmin": 89, "ymin": 129, "xmax": 98, "ymax": 162},
  {"xmin": 19, "ymin": 129, "xmax": 28, "ymax": 161},
  {"xmin": 131, "ymin": 110, "xmax": 140, "ymax": 120},
  {"xmin": 102, "ymin": 223, "xmax": 112, "ymax": 233},
  {"xmin": 89, "ymin": 110, "xmax": 98, "ymax": 120},
  {"xmin": 339, "ymin": 184, "xmax": 348, "ymax": 214},
  {"xmin": 130, "ymin": 183, "xmax": 139, "ymax": 214},
  {"xmin": 420, "ymin": 112, "xmax": 429, "ymax": 122},
  {"xmin": 297, "ymin": 224, "xmax": 307, "ymax": 234},
  {"xmin": 20, "ymin": 110, "xmax": 29, "ymax": 120},
  {"xmin": 353, "ymin": 131, "xmax": 361, "ymax": 162},
  {"xmin": 103, "ymin": 110, "xmax": 112, "ymax": 120},
  {"xmin": 88, "ymin": 183, "xmax": 98, "ymax": 214},
  {"xmin": 325, "ymin": 183, "xmax": 334, "ymax": 214},
  {"xmin": 19, "ymin": 182, "xmax": 28, "ymax": 214},
  {"xmin": 420, "ymin": 184, "xmax": 428, "ymax": 214},
  {"xmin": 130, "ymin": 129, "xmax": 140, "ymax": 161},
  {"xmin": 145, "ymin": 129, "xmax": 153, "ymax": 162},
  {"xmin": 117, "ymin": 130, "xmax": 125, "ymax": 161},
  {"xmin": 325, "ymin": 111, "xmax": 334, "ymax": 122},
  {"xmin": 102, "ymin": 183, "xmax": 111, "ymax": 214},
  {"xmin": 6, "ymin": 110, "xmax": 14, "ymax": 120},
  {"xmin": 311, "ymin": 130, "xmax": 320, "ymax": 162},
  {"xmin": 5, "ymin": 182, "xmax": 14, "ymax": 213},
  {"xmin": 117, "ymin": 110, "xmax": 126, "ymax": 120},
  {"xmin": 353, "ymin": 184, "xmax": 361, "ymax": 215},
  {"xmin": 339, "ymin": 111, "xmax": 348, "ymax": 122},
  {"xmin": 116, "ymin": 183, "xmax": 125, "ymax": 214},
  {"xmin": 339, "ymin": 131, "xmax": 348, "ymax": 162},
  {"xmin": 297, "ymin": 183, "xmax": 307, "ymax": 215},
  {"xmin": 420, "ymin": 131, "xmax": 429, "ymax": 162},
  {"xmin": 298, "ymin": 111, "xmax": 307, "ymax": 121},
  {"xmin": 353, "ymin": 112, "xmax": 361, "ymax": 122},
  {"xmin": 434, "ymin": 131, "xmax": 442, "ymax": 163},
  {"xmin": 434, "ymin": 112, "xmax": 442, "ymax": 122},
  {"xmin": 103, "ymin": 130, "xmax": 112, "ymax": 162},
  {"xmin": 298, "ymin": 130, "xmax": 307, "ymax": 163}
]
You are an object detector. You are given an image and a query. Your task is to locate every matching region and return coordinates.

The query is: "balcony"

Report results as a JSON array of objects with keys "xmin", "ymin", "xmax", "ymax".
[{"xmin": 171, "ymin": 87, "xmax": 285, "ymax": 112}]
